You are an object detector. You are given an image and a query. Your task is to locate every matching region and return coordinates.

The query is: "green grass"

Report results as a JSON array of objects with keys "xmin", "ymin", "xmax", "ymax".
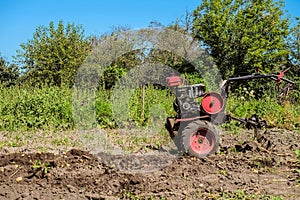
[
  {"xmin": 0, "ymin": 130, "xmax": 81, "ymax": 150},
  {"xmin": 0, "ymin": 84, "xmax": 298, "ymax": 132},
  {"xmin": 217, "ymin": 190, "xmax": 283, "ymax": 200},
  {"xmin": 33, "ymin": 160, "xmax": 51, "ymax": 175},
  {"xmin": 120, "ymin": 190, "xmax": 283, "ymax": 200},
  {"xmin": 0, "ymin": 85, "xmax": 73, "ymax": 131},
  {"xmin": 295, "ymin": 149, "xmax": 300, "ymax": 159},
  {"xmin": 226, "ymin": 95, "xmax": 300, "ymax": 130}
]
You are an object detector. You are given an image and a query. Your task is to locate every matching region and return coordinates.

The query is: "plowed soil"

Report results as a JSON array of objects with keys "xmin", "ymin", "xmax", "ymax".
[{"xmin": 0, "ymin": 129, "xmax": 299, "ymax": 200}]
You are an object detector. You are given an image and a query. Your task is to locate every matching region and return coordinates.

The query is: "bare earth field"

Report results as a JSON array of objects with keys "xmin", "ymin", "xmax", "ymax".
[{"xmin": 0, "ymin": 129, "xmax": 299, "ymax": 200}]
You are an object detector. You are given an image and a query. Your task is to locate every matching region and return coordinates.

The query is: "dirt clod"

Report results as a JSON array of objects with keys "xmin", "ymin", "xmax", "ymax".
[{"xmin": 0, "ymin": 129, "xmax": 299, "ymax": 199}]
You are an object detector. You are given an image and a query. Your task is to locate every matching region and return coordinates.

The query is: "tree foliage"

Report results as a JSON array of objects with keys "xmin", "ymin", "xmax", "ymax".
[
  {"xmin": 287, "ymin": 18, "xmax": 300, "ymax": 75},
  {"xmin": 93, "ymin": 25, "xmax": 197, "ymax": 89},
  {"xmin": 286, "ymin": 18, "xmax": 300, "ymax": 95},
  {"xmin": 193, "ymin": 0, "xmax": 290, "ymax": 79},
  {"xmin": 16, "ymin": 21, "xmax": 91, "ymax": 87},
  {"xmin": 89, "ymin": 26, "xmax": 143, "ymax": 90},
  {"xmin": 0, "ymin": 55, "xmax": 19, "ymax": 87}
]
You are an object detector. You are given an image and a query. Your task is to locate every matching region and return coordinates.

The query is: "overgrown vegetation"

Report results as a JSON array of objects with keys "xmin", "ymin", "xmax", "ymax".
[
  {"xmin": 0, "ymin": 0, "xmax": 299, "ymax": 132},
  {"xmin": 119, "ymin": 190, "xmax": 283, "ymax": 200},
  {"xmin": 0, "ymin": 85, "xmax": 73, "ymax": 131},
  {"xmin": 0, "ymin": 84, "xmax": 298, "ymax": 131},
  {"xmin": 16, "ymin": 21, "xmax": 92, "ymax": 87},
  {"xmin": 226, "ymin": 95, "xmax": 300, "ymax": 130},
  {"xmin": 217, "ymin": 190, "xmax": 283, "ymax": 200}
]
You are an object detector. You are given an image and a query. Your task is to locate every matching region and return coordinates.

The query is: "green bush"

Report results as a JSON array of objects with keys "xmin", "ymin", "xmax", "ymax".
[
  {"xmin": 226, "ymin": 95, "xmax": 300, "ymax": 130},
  {"xmin": 0, "ymin": 83, "xmax": 298, "ymax": 131},
  {"xmin": 0, "ymin": 85, "xmax": 73, "ymax": 131},
  {"xmin": 95, "ymin": 89, "xmax": 116, "ymax": 128},
  {"xmin": 128, "ymin": 86, "xmax": 175, "ymax": 127}
]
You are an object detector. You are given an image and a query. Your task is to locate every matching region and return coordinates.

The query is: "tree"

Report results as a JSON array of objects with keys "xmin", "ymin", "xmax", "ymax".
[
  {"xmin": 286, "ymin": 17, "xmax": 300, "ymax": 97},
  {"xmin": 92, "ymin": 26, "xmax": 143, "ymax": 90},
  {"xmin": 0, "ymin": 55, "xmax": 19, "ymax": 87},
  {"xmin": 193, "ymin": 0, "xmax": 290, "ymax": 79},
  {"xmin": 144, "ymin": 20, "xmax": 198, "ymax": 81},
  {"xmin": 16, "ymin": 21, "xmax": 91, "ymax": 87},
  {"xmin": 287, "ymin": 18, "xmax": 300, "ymax": 76}
]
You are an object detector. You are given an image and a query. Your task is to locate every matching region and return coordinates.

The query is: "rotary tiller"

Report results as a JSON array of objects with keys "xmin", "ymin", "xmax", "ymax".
[{"xmin": 165, "ymin": 69, "xmax": 295, "ymax": 158}]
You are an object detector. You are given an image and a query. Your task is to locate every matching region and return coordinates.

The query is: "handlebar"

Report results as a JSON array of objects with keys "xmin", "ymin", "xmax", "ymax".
[
  {"xmin": 221, "ymin": 69, "xmax": 296, "ymax": 97},
  {"xmin": 225, "ymin": 73, "xmax": 295, "ymax": 85}
]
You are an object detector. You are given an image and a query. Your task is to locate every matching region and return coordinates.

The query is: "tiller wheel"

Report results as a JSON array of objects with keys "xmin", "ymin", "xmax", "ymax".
[{"xmin": 181, "ymin": 120, "xmax": 220, "ymax": 158}]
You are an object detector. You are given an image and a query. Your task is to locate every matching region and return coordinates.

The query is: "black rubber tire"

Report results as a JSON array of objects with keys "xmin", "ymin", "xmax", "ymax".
[{"xmin": 181, "ymin": 120, "xmax": 220, "ymax": 158}]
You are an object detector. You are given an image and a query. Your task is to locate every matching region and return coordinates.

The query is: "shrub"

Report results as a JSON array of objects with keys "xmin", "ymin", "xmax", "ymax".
[
  {"xmin": 226, "ymin": 95, "xmax": 300, "ymax": 130},
  {"xmin": 0, "ymin": 83, "xmax": 297, "ymax": 131},
  {"xmin": 0, "ymin": 85, "xmax": 73, "ymax": 131}
]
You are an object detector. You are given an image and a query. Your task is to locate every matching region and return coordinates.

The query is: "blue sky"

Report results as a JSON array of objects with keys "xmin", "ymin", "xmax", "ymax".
[{"xmin": 0, "ymin": 0, "xmax": 299, "ymax": 62}]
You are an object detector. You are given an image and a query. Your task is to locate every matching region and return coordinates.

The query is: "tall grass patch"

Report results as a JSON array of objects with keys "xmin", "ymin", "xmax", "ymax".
[
  {"xmin": 226, "ymin": 95, "xmax": 300, "ymax": 130},
  {"xmin": 0, "ymin": 85, "xmax": 73, "ymax": 131},
  {"xmin": 0, "ymin": 84, "xmax": 298, "ymax": 131}
]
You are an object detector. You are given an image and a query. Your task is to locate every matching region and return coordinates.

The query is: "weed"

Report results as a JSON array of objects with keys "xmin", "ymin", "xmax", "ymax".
[
  {"xmin": 220, "ymin": 170, "xmax": 228, "ymax": 176},
  {"xmin": 295, "ymin": 149, "xmax": 300, "ymax": 159},
  {"xmin": 231, "ymin": 147, "xmax": 237, "ymax": 153},
  {"xmin": 121, "ymin": 190, "xmax": 165, "ymax": 200},
  {"xmin": 0, "ymin": 141, "xmax": 7, "ymax": 148},
  {"xmin": 38, "ymin": 146, "xmax": 48, "ymax": 153},
  {"xmin": 121, "ymin": 191, "xmax": 142, "ymax": 200},
  {"xmin": 5, "ymin": 133, "xmax": 25, "ymax": 147},
  {"xmin": 0, "ymin": 86, "xmax": 73, "ymax": 131},
  {"xmin": 254, "ymin": 161, "xmax": 262, "ymax": 169},
  {"xmin": 225, "ymin": 95, "xmax": 300, "ymax": 130},
  {"xmin": 0, "ymin": 83, "xmax": 298, "ymax": 132},
  {"xmin": 296, "ymin": 179, "xmax": 300, "ymax": 186},
  {"xmin": 218, "ymin": 190, "xmax": 283, "ymax": 200},
  {"xmin": 33, "ymin": 160, "xmax": 51, "ymax": 175}
]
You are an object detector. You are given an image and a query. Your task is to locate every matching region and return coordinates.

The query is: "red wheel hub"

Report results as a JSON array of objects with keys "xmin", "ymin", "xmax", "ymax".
[
  {"xmin": 201, "ymin": 92, "xmax": 224, "ymax": 114},
  {"xmin": 190, "ymin": 129, "xmax": 214, "ymax": 155}
]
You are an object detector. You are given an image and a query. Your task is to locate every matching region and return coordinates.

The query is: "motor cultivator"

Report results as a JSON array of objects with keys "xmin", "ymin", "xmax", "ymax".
[{"xmin": 165, "ymin": 69, "xmax": 295, "ymax": 158}]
